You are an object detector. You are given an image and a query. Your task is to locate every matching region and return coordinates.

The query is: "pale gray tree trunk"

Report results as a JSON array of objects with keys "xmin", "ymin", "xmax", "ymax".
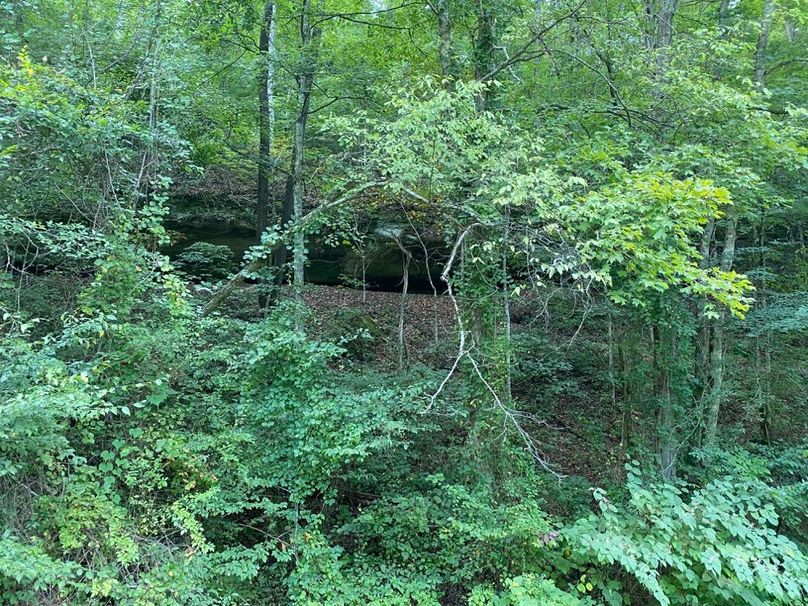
[
  {"xmin": 257, "ymin": 1, "xmax": 276, "ymax": 309},
  {"xmin": 435, "ymin": 0, "xmax": 456, "ymax": 80},
  {"xmin": 501, "ymin": 211, "xmax": 512, "ymax": 401},
  {"xmin": 754, "ymin": 224, "xmax": 773, "ymax": 442},
  {"xmin": 257, "ymin": 1, "xmax": 276, "ymax": 244},
  {"xmin": 654, "ymin": 0, "xmax": 679, "ymax": 75},
  {"xmin": 703, "ymin": 211, "xmax": 738, "ymax": 446},
  {"xmin": 653, "ymin": 325, "xmax": 678, "ymax": 481},
  {"xmin": 754, "ymin": 0, "xmax": 775, "ymax": 85},
  {"xmin": 393, "ymin": 235, "xmax": 412, "ymax": 369},
  {"xmin": 290, "ymin": 0, "xmax": 321, "ymax": 300},
  {"xmin": 651, "ymin": 326, "xmax": 679, "ymax": 482},
  {"xmin": 473, "ymin": 0, "xmax": 496, "ymax": 110}
]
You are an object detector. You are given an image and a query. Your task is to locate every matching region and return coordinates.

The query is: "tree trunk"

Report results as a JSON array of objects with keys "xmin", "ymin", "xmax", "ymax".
[
  {"xmin": 718, "ymin": 0, "xmax": 733, "ymax": 35},
  {"xmin": 256, "ymin": 1, "xmax": 276, "ymax": 309},
  {"xmin": 654, "ymin": 324, "xmax": 678, "ymax": 481},
  {"xmin": 393, "ymin": 235, "xmax": 412, "ymax": 369},
  {"xmin": 654, "ymin": 0, "xmax": 678, "ymax": 75},
  {"xmin": 761, "ymin": 337, "xmax": 772, "ymax": 442},
  {"xmin": 694, "ymin": 217, "xmax": 716, "ymax": 444},
  {"xmin": 435, "ymin": 0, "xmax": 456, "ymax": 80},
  {"xmin": 703, "ymin": 212, "xmax": 738, "ymax": 446},
  {"xmin": 699, "ymin": 217, "xmax": 716, "ymax": 269},
  {"xmin": 501, "ymin": 211, "xmax": 512, "ymax": 401},
  {"xmin": 256, "ymin": 1, "xmax": 276, "ymax": 244},
  {"xmin": 754, "ymin": 0, "xmax": 775, "ymax": 85},
  {"xmin": 473, "ymin": 0, "xmax": 496, "ymax": 111},
  {"xmin": 273, "ymin": 177, "xmax": 295, "ymax": 290},
  {"xmin": 290, "ymin": 0, "xmax": 321, "ymax": 301},
  {"xmin": 136, "ymin": 0, "xmax": 162, "ymax": 225},
  {"xmin": 757, "ymin": 223, "xmax": 773, "ymax": 442},
  {"xmin": 618, "ymin": 336, "xmax": 632, "ymax": 457}
]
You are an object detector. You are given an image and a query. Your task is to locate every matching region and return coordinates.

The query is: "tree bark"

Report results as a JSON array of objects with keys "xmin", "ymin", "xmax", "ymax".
[
  {"xmin": 703, "ymin": 212, "xmax": 738, "ymax": 446},
  {"xmin": 256, "ymin": 1, "xmax": 276, "ymax": 244},
  {"xmin": 202, "ymin": 182, "xmax": 385, "ymax": 316},
  {"xmin": 501, "ymin": 210, "xmax": 512, "ymax": 401},
  {"xmin": 473, "ymin": 0, "xmax": 496, "ymax": 111},
  {"xmin": 717, "ymin": 0, "xmax": 733, "ymax": 35},
  {"xmin": 754, "ymin": 0, "xmax": 775, "ymax": 86},
  {"xmin": 256, "ymin": 1, "xmax": 276, "ymax": 309},
  {"xmin": 654, "ymin": 0, "xmax": 679, "ymax": 75},
  {"xmin": 393, "ymin": 235, "xmax": 412, "ymax": 369},
  {"xmin": 273, "ymin": 177, "xmax": 295, "ymax": 290},
  {"xmin": 435, "ymin": 0, "xmax": 456, "ymax": 81},
  {"xmin": 756, "ymin": 223, "xmax": 773, "ymax": 442},
  {"xmin": 289, "ymin": 0, "xmax": 321, "ymax": 301},
  {"xmin": 694, "ymin": 217, "xmax": 716, "ymax": 441},
  {"xmin": 654, "ymin": 324, "xmax": 678, "ymax": 481},
  {"xmin": 136, "ymin": 0, "xmax": 162, "ymax": 224}
]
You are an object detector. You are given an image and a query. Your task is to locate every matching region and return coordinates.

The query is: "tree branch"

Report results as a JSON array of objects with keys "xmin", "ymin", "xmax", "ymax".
[
  {"xmin": 201, "ymin": 182, "xmax": 387, "ymax": 316},
  {"xmin": 478, "ymin": 1, "xmax": 585, "ymax": 83}
]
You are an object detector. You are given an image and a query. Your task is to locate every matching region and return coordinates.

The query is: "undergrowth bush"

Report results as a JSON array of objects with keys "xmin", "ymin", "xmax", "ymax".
[
  {"xmin": 560, "ymin": 464, "xmax": 808, "ymax": 606},
  {"xmin": 175, "ymin": 242, "xmax": 235, "ymax": 280}
]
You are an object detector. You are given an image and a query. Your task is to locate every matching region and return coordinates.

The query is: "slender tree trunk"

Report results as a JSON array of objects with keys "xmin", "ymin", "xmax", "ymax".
[
  {"xmin": 414, "ymin": 234, "xmax": 439, "ymax": 344},
  {"xmin": 784, "ymin": 18, "xmax": 795, "ymax": 42},
  {"xmin": 256, "ymin": 1, "xmax": 276, "ymax": 309},
  {"xmin": 362, "ymin": 256, "xmax": 368, "ymax": 303},
  {"xmin": 393, "ymin": 236, "xmax": 412, "ymax": 369},
  {"xmin": 654, "ymin": 0, "xmax": 679, "ymax": 75},
  {"xmin": 291, "ymin": 98, "xmax": 309, "ymax": 296},
  {"xmin": 704, "ymin": 212, "xmax": 738, "ymax": 446},
  {"xmin": 608, "ymin": 314, "xmax": 617, "ymax": 414},
  {"xmin": 705, "ymin": 318, "xmax": 725, "ymax": 444},
  {"xmin": 615, "ymin": 322, "xmax": 635, "ymax": 458},
  {"xmin": 473, "ymin": 0, "xmax": 496, "ymax": 111},
  {"xmin": 762, "ymin": 336, "xmax": 772, "ymax": 441},
  {"xmin": 719, "ymin": 212, "xmax": 738, "ymax": 272},
  {"xmin": 754, "ymin": 0, "xmax": 775, "ymax": 85},
  {"xmin": 757, "ymin": 223, "xmax": 773, "ymax": 442},
  {"xmin": 654, "ymin": 324, "xmax": 678, "ymax": 481},
  {"xmin": 290, "ymin": 0, "xmax": 321, "ymax": 302},
  {"xmin": 257, "ymin": 1, "xmax": 276, "ymax": 244},
  {"xmin": 273, "ymin": 177, "xmax": 294, "ymax": 291},
  {"xmin": 137, "ymin": 0, "xmax": 162, "ymax": 224},
  {"xmin": 618, "ymin": 337, "xmax": 632, "ymax": 457},
  {"xmin": 501, "ymin": 210, "xmax": 512, "ymax": 401},
  {"xmin": 699, "ymin": 218, "xmax": 716, "ymax": 268},
  {"xmin": 718, "ymin": 0, "xmax": 733, "ymax": 35},
  {"xmin": 435, "ymin": 0, "xmax": 456, "ymax": 80},
  {"xmin": 696, "ymin": 217, "xmax": 717, "ymax": 393}
]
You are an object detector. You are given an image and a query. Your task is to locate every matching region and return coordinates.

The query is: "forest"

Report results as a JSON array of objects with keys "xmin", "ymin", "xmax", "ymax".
[{"xmin": 1, "ymin": 0, "xmax": 807, "ymax": 604}]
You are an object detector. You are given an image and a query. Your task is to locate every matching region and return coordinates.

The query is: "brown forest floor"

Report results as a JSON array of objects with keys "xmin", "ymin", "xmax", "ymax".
[
  {"xmin": 212, "ymin": 283, "xmax": 624, "ymax": 487},
  {"xmin": 302, "ymin": 285, "xmax": 457, "ymax": 364},
  {"xmin": 298, "ymin": 285, "xmax": 624, "ymax": 487}
]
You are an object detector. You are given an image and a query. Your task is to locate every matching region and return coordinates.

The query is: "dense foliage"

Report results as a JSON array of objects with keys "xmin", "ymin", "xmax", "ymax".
[{"xmin": 1, "ymin": 0, "xmax": 806, "ymax": 604}]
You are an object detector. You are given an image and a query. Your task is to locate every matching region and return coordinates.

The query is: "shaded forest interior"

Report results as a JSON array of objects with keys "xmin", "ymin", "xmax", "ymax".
[{"xmin": 1, "ymin": 0, "xmax": 807, "ymax": 605}]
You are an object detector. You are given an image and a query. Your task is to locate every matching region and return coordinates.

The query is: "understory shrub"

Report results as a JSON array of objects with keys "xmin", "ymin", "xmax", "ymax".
[{"xmin": 560, "ymin": 464, "xmax": 808, "ymax": 606}]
